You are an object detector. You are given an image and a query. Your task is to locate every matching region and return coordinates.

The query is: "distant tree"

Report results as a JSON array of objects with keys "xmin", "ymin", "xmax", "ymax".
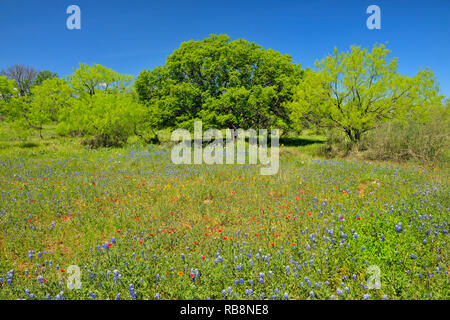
[
  {"xmin": 6, "ymin": 78, "xmax": 73, "ymax": 138},
  {"xmin": 59, "ymin": 64, "xmax": 142, "ymax": 146},
  {"xmin": 57, "ymin": 91, "xmax": 145, "ymax": 147},
  {"xmin": 1, "ymin": 64, "xmax": 39, "ymax": 96},
  {"xmin": 69, "ymin": 63, "xmax": 132, "ymax": 98},
  {"xmin": 0, "ymin": 75, "xmax": 16, "ymax": 101},
  {"xmin": 34, "ymin": 70, "xmax": 58, "ymax": 87},
  {"xmin": 136, "ymin": 34, "xmax": 303, "ymax": 133},
  {"xmin": 0, "ymin": 76, "xmax": 17, "ymax": 117},
  {"xmin": 288, "ymin": 44, "xmax": 441, "ymax": 142}
]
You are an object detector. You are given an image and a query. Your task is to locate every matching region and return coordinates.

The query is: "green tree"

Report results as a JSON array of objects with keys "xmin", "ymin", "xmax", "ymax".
[
  {"xmin": 136, "ymin": 34, "xmax": 303, "ymax": 132},
  {"xmin": 288, "ymin": 44, "xmax": 441, "ymax": 142},
  {"xmin": 0, "ymin": 75, "xmax": 16, "ymax": 101},
  {"xmin": 0, "ymin": 76, "xmax": 17, "ymax": 117},
  {"xmin": 9, "ymin": 78, "xmax": 73, "ymax": 138},
  {"xmin": 34, "ymin": 70, "xmax": 58, "ymax": 87},
  {"xmin": 57, "ymin": 91, "xmax": 145, "ymax": 147},
  {"xmin": 69, "ymin": 63, "xmax": 132, "ymax": 98}
]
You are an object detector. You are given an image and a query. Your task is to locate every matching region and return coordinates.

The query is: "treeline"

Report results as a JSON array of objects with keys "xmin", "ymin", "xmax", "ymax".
[{"xmin": 0, "ymin": 34, "xmax": 448, "ymax": 162}]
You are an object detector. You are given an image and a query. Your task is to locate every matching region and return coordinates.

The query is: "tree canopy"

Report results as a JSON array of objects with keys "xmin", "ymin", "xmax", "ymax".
[
  {"xmin": 136, "ymin": 34, "xmax": 303, "ymax": 132},
  {"xmin": 288, "ymin": 44, "xmax": 442, "ymax": 142},
  {"xmin": 0, "ymin": 76, "xmax": 16, "ymax": 102},
  {"xmin": 34, "ymin": 70, "xmax": 58, "ymax": 87},
  {"xmin": 69, "ymin": 63, "xmax": 132, "ymax": 98}
]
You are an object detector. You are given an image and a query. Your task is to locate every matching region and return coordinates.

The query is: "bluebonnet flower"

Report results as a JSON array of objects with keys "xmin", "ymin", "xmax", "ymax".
[
  {"xmin": 113, "ymin": 270, "xmax": 121, "ymax": 282},
  {"xmin": 55, "ymin": 291, "xmax": 65, "ymax": 300},
  {"xmin": 116, "ymin": 293, "xmax": 121, "ymax": 300},
  {"xmin": 309, "ymin": 291, "xmax": 315, "ymax": 298},
  {"xmin": 330, "ymin": 295, "xmax": 336, "ymax": 300},
  {"xmin": 383, "ymin": 295, "xmax": 388, "ymax": 300},
  {"xmin": 88, "ymin": 291, "xmax": 97, "ymax": 300},
  {"xmin": 129, "ymin": 284, "xmax": 137, "ymax": 300},
  {"xmin": 155, "ymin": 293, "xmax": 161, "ymax": 300},
  {"xmin": 259, "ymin": 273, "xmax": 264, "ymax": 284},
  {"xmin": 283, "ymin": 293, "xmax": 289, "ymax": 300},
  {"xmin": 395, "ymin": 223, "xmax": 402, "ymax": 233},
  {"xmin": 411, "ymin": 254, "xmax": 418, "ymax": 259},
  {"xmin": 363, "ymin": 294, "xmax": 370, "ymax": 300},
  {"xmin": 222, "ymin": 290, "xmax": 227, "ymax": 298}
]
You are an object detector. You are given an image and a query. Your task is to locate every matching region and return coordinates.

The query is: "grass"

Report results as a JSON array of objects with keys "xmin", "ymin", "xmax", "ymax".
[{"xmin": 0, "ymin": 123, "xmax": 448, "ymax": 300}]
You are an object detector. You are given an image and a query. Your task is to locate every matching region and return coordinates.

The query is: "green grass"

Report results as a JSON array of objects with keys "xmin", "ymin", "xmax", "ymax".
[{"xmin": 0, "ymin": 124, "xmax": 448, "ymax": 300}]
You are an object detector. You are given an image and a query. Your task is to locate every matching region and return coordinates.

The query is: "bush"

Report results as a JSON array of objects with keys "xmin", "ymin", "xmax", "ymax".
[
  {"xmin": 361, "ymin": 109, "xmax": 449, "ymax": 164},
  {"xmin": 316, "ymin": 128, "xmax": 353, "ymax": 158},
  {"xmin": 318, "ymin": 106, "xmax": 450, "ymax": 165}
]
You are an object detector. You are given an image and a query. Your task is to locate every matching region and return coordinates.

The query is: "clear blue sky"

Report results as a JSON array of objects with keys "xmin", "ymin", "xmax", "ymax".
[{"xmin": 1, "ymin": 0, "xmax": 449, "ymax": 97}]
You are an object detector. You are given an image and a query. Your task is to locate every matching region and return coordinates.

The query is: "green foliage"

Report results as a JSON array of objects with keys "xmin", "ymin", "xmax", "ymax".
[
  {"xmin": 51, "ymin": 63, "xmax": 144, "ymax": 147},
  {"xmin": 0, "ymin": 76, "xmax": 17, "ymax": 117},
  {"xmin": 0, "ymin": 75, "xmax": 16, "ymax": 101},
  {"xmin": 34, "ymin": 70, "xmax": 58, "ymax": 87},
  {"xmin": 4, "ymin": 78, "xmax": 73, "ymax": 138},
  {"xmin": 288, "ymin": 44, "xmax": 442, "ymax": 142},
  {"xmin": 136, "ymin": 34, "xmax": 303, "ymax": 131},
  {"xmin": 69, "ymin": 63, "xmax": 133, "ymax": 98},
  {"xmin": 58, "ymin": 91, "xmax": 145, "ymax": 147}
]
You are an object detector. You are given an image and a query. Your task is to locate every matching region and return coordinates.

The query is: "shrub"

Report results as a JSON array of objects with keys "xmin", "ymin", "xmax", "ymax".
[
  {"xmin": 361, "ymin": 108, "xmax": 449, "ymax": 164},
  {"xmin": 318, "ymin": 106, "xmax": 450, "ymax": 165}
]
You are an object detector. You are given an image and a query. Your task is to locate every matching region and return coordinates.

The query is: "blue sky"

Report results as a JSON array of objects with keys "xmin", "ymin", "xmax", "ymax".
[{"xmin": 1, "ymin": 0, "xmax": 449, "ymax": 96}]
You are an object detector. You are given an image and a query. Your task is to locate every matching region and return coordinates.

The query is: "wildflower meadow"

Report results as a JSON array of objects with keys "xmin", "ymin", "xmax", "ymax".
[{"xmin": 0, "ymin": 137, "xmax": 448, "ymax": 300}]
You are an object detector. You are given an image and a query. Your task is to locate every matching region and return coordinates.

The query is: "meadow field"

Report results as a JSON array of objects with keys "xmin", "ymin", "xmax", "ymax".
[{"xmin": 0, "ymin": 126, "xmax": 448, "ymax": 300}]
